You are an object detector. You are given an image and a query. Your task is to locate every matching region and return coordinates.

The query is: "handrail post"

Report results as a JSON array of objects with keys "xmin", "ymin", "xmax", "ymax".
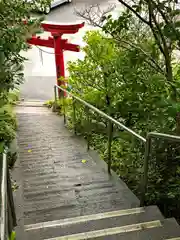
[
  {"xmin": 7, "ymin": 197, "xmax": 13, "ymax": 236},
  {"xmin": 107, "ymin": 121, "xmax": 113, "ymax": 174},
  {"xmin": 63, "ymin": 95, "xmax": 66, "ymax": 125},
  {"xmin": 54, "ymin": 85, "xmax": 57, "ymax": 111},
  {"xmin": 85, "ymin": 106, "xmax": 91, "ymax": 151},
  {"xmin": 1, "ymin": 149, "xmax": 17, "ymax": 240},
  {"xmin": 72, "ymin": 97, "xmax": 77, "ymax": 135},
  {"xmin": 1, "ymin": 152, "xmax": 8, "ymax": 240},
  {"xmin": 140, "ymin": 136, "xmax": 151, "ymax": 206},
  {"xmin": 7, "ymin": 168, "xmax": 17, "ymax": 227},
  {"xmin": 54, "ymin": 85, "xmax": 146, "ymax": 143}
]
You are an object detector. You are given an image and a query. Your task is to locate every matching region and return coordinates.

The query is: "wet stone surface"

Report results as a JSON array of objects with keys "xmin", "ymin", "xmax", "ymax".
[{"xmin": 15, "ymin": 105, "xmax": 139, "ymax": 225}]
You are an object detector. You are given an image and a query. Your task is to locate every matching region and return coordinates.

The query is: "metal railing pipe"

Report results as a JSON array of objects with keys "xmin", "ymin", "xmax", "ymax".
[
  {"xmin": 140, "ymin": 132, "xmax": 180, "ymax": 206},
  {"xmin": 1, "ymin": 150, "xmax": 8, "ymax": 240},
  {"xmin": 54, "ymin": 84, "xmax": 180, "ymax": 207},
  {"xmin": 54, "ymin": 84, "xmax": 146, "ymax": 143},
  {"xmin": 0, "ymin": 148, "xmax": 17, "ymax": 240}
]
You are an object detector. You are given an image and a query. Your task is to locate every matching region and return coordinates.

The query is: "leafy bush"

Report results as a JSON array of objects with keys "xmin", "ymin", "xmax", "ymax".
[
  {"xmin": 44, "ymin": 100, "xmax": 55, "ymax": 109},
  {"xmin": 67, "ymin": 29, "xmax": 180, "ymax": 222},
  {"xmin": 0, "ymin": 104, "xmax": 17, "ymax": 152},
  {"xmin": 0, "ymin": 91, "xmax": 19, "ymax": 168},
  {"xmin": 8, "ymin": 231, "xmax": 16, "ymax": 240},
  {"xmin": 8, "ymin": 90, "xmax": 20, "ymax": 105},
  {"xmin": 0, "ymin": 0, "xmax": 51, "ymax": 150}
]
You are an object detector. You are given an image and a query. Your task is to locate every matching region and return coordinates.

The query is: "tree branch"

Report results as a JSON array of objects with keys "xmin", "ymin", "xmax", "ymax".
[
  {"xmin": 147, "ymin": 0, "xmax": 166, "ymax": 57},
  {"xmin": 148, "ymin": 0, "xmax": 173, "ymax": 87},
  {"xmin": 76, "ymin": 7, "xmax": 164, "ymax": 75},
  {"xmin": 152, "ymin": 0, "xmax": 169, "ymax": 25},
  {"xmin": 118, "ymin": 0, "xmax": 150, "ymax": 25},
  {"xmin": 118, "ymin": 37, "xmax": 165, "ymax": 75},
  {"xmin": 151, "ymin": 5, "xmax": 168, "ymax": 52}
]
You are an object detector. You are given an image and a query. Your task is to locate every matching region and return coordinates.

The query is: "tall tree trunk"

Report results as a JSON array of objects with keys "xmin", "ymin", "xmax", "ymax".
[{"xmin": 164, "ymin": 51, "xmax": 177, "ymax": 101}]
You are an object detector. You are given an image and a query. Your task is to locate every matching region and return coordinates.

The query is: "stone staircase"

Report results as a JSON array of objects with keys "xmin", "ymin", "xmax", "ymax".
[
  {"xmin": 24, "ymin": 206, "xmax": 180, "ymax": 240},
  {"xmin": 14, "ymin": 103, "xmax": 180, "ymax": 240}
]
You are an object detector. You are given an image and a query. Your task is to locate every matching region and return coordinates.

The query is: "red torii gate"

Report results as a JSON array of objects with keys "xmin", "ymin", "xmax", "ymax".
[{"xmin": 26, "ymin": 21, "xmax": 85, "ymax": 96}]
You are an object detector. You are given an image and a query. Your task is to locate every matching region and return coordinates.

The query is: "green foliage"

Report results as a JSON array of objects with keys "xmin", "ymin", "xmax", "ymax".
[
  {"xmin": 0, "ymin": 104, "xmax": 17, "ymax": 153},
  {"xmin": 67, "ymin": 29, "xmax": 180, "ymax": 221},
  {"xmin": 8, "ymin": 231, "xmax": 16, "ymax": 240},
  {"xmin": 44, "ymin": 100, "xmax": 55, "ymax": 108},
  {"xmin": 8, "ymin": 90, "xmax": 20, "ymax": 105},
  {"xmin": 0, "ymin": 0, "xmax": 48, "ymax": 92},
  {"xmin": 44, "ymin": 97, "xmax": 72, "ymax": 116},
  {"xmin": 99, "ymin": 0, "xmax": 180, "ymax": 100},
  {"xmin": 0, "ymin": 0, "xmax": 50, "ymax": 153}
]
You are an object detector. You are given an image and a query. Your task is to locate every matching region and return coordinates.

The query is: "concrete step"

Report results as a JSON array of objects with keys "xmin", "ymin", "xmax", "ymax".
[
  {"xmin": 24, "ymin": 184, "xmax": 119, "ymax": 202},
  {"xmin": 23, "ymin": 171, "xmax": 111, "ymax": 184},
  {"xmin": 24, "ymin": 198, "xmax": 139, "ymax": 225},
  {"xmin": 24, "ymin": 181, "xmax": 115, "ymax": 193},
  {"xmin": 27, "ymin": 218, "xmax": 180, "ymax": 240},
  {"xmin": 25, "ymin": 206, "xmax": 164, "ymax": 240},
  {"xmin": 166, "ymin": 238, "xmax": 180, "ymax": 240},
  {"xmin": 93, "ymin": 218, "xmax": 180, "ymax": 240},
  {"xmin": 24, "ymin": 190, "xmax": 139, "ymax": 217},
  {"xmin": 17, "ymin": 101, "xmax": 45, "ymax": 107},
  {"xmin": 17, "ymin": 99, "xmax": 45, "ymax": 107}
]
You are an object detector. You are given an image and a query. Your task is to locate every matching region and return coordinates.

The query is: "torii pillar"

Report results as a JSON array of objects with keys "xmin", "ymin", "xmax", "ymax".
[{"xmin": 27, "ymin": 21, "xmax": 85, "ymax": 97}]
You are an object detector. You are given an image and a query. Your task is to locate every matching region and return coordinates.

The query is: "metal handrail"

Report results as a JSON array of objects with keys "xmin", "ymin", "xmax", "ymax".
[
  {"xmin": 1, "ymin": 150, "xmax": 8, "ymax": 240},
  {"xmin": 54, "ymin": 85, "xmax": 146, "ymax": 143},
  {"xmin": 54, "ymin": 84, "xmax": 180, "ymax": 207},
  {"xmin": 0, "ymin": 149, "xmax": 17, "ymax": 240},
  {"xmin": 140, "ymin": 132, "xmax": 180, "ymax": 206}
]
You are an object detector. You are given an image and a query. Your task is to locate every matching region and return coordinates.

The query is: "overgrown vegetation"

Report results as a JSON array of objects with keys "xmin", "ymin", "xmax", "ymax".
[
  {"xmin": 8, "ymin": 231, "xmax": 16, "ymax": 240},
  {"xmin": 0, "ymin": 0, "xmax": 50, "ymax": 153},
  {"xmin": 64, "ymin": 1, "xmax": 180, "ymax": 222},
  {"xmin": 0, "ymin": 93, "xmax": 18, "ymax": 151}
]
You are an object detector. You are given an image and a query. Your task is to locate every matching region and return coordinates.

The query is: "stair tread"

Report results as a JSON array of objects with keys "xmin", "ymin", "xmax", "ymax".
[
  {"xmin": 25, "ymin": 206, "xmax": 164, "ymax": 240},
  {"xmin": 24, "ymin": 198, "xmax": 139, "ymax": 225},
  {"xmin": 93, "ymin": 218, "xmax": 180, "ymax": 240},
  {"xmin": 26, "ymin": 218, "xmax": 180, "ymax": 240}
]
